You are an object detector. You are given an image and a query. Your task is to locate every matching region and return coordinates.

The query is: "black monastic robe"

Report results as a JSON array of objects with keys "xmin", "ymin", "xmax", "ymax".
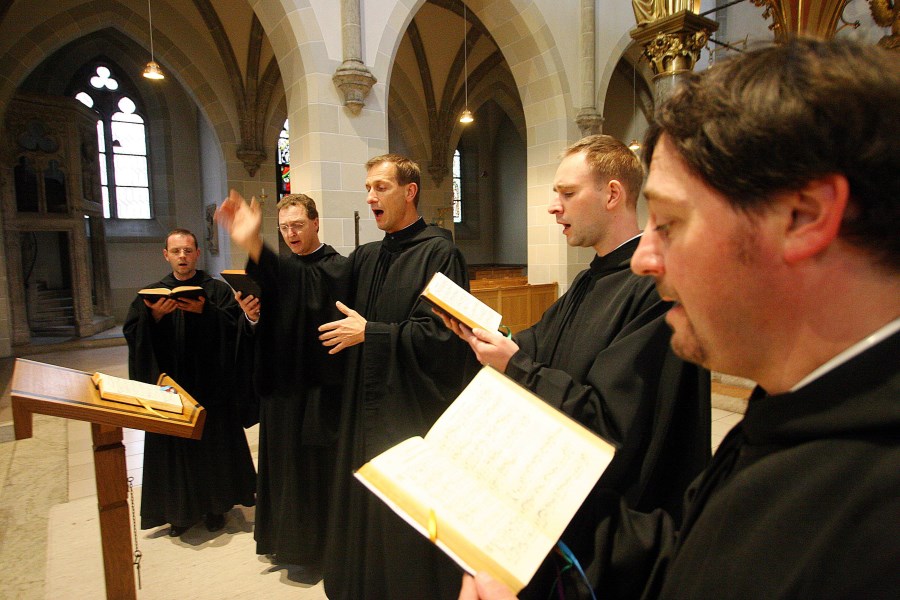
[
  {"xmin": 240, "ymin": 243, "xmax": 351, "ymax": 566},
  {"xmin": 508, "ymin": 238, "xmax": 711, "ymax": 599},
  {"xmin": 124, "ymin": 270, "xmax": 256, "ymax": 530},
  {"xmin": 323, "ymin": 218, "xmax": 476, "ymax": 600},
  {"xmin": 587, "ymin": 329, "xmax": 900, "ymax": 600}
]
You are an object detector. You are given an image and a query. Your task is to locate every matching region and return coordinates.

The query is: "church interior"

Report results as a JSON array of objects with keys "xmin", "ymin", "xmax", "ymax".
[{"xmin": 0, "ymin": 0, "xmax": 892, "ymax": 597}]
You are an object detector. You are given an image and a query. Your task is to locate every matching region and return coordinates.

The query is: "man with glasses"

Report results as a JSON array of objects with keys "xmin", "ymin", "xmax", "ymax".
[{"xmin": 221, "ymin": 193, "xmax": 351, "ymax": 577}]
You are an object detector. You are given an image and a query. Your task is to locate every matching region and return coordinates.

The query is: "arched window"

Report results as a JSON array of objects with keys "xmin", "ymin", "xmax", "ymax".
[
  {"xmin": 277, "ymin": 119, "xmax": 290, "ymax": 199},
  {"xmin": 452, "ymin": 149, "xmax": 462, "ymax": 223},
  {"xmin": 72, "ymin": 64, "xmax": 151, "ymax": 219}
]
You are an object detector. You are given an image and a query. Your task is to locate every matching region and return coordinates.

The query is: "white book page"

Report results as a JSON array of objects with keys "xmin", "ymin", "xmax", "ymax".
[
  {"xmin": 95, "ymin": 373, "xmax": 183, "ymax": 410},
  {"xmin": 426, "ymin": 272, "xmax": 502, "ymax": 332},
  {"xmin": 357, "ymin": 368, "xmax": 614, "ymax": 588},
  {"xmin": 356, "ymin": 436, "xmax": 554, "ymax": 584},
  {"xmin": 426, "ymin": 368, "xmax": 613, "ymax": 548}
]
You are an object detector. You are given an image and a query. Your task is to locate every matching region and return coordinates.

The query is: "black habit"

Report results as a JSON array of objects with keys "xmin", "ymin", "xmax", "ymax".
[
  {"xmin": 239, "ymin": 243, "xmax": 351, "ymax": 566},
  {"xmin": 507, "ymin": 238, "xmax": 711, "ymax": 599},
  {"xmin": 587, "ymin": 329, "xmax": 900, "ymax": 600},
  {"xmin": 124, "ymin": 270, "xmax": 256, "ymax": 530},
  {"xmin": 323, "ymin": 218, "xmax": 476, "ymax": 600}
]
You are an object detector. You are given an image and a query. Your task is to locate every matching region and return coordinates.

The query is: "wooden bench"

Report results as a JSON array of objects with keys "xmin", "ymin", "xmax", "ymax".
[{"xmin": 471, "ymin": 281, "xmax": 558, "ymax": 334}]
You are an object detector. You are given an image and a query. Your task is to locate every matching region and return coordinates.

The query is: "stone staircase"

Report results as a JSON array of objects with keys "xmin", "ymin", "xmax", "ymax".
[{"xmin": 28, "ymin": 281, "xmax": 76, "ymax": 336}]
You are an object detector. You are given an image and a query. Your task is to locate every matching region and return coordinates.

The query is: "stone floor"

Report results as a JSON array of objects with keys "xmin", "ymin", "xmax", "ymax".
[{"xmin": 0, "ymin": 335, "xmax": 748, "ymax": 599}]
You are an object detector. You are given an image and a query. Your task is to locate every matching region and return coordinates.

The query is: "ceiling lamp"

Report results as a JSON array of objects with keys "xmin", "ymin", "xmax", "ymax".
[
  {"xmin": 459, "ymin": 2, "xmax": 473, "ymax": 124},
  {"xmin": 628, "ymin": 60, "xmax": 640, "ymax": 154},
  {"xmin": 142, "ymin": 0, "xmax": 165, "ymax": 80}
]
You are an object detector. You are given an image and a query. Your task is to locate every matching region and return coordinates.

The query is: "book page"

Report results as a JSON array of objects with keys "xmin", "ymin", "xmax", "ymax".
[
  {"xmin": 93, "ymin": 372, "xmax": 184, "ymax": 412},
  {"xmin": 424, "ymin": 272, "xmax": 502, "ymax": 332},
  {"xmin": 356, "ymin": 367, "xmax": 614, "ymax": 590},
  {"xmin": 356, "ymin": 436, "xmax": 555, "ymax": 588},
  {"xmin": 426, "ymin": 367, "xmax": 613, "ymax": 543}
]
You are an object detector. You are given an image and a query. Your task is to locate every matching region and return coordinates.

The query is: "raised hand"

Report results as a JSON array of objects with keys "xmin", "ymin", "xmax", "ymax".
[{"xmin": 215, "ymin": 189, "xmax": 264, "ymax": 261}]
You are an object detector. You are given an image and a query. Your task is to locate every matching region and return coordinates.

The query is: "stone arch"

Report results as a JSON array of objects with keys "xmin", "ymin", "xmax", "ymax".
[
  {"xmin": 596, "ymin": 31, "xmax": 652, "ymax": 118},
  {"xmin": 0, "ymin": 3, "xmax": 242, "ymax": 151},
  {"xmin": 370, "ymin": 0, "xmax": 578, "ymax": 285}
]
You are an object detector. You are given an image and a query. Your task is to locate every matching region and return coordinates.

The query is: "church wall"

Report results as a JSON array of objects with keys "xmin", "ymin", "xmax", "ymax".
[
  {"xmin": 106, "ymin": 85, "xmax": 205, "ymax": 323},
  {"xmin": 494, "ymin": 117, "xmax": 527, "ymax": 265},
  {"xmin": 198, "ymin": 112, "xmax": 229, "ymax": 278}
]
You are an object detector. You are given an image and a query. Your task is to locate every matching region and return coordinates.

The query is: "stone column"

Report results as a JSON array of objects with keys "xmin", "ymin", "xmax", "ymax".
[
  {"xmin": 630, "ymin": 10, "xmax": 718, "ymax": 99},
  {"xmin": 575, "ymin": 0, "xmax": 603, "ymax": 136},
  {"xmin": 333, "ymin": 0, "xmax": 377, "ymax": 114}
]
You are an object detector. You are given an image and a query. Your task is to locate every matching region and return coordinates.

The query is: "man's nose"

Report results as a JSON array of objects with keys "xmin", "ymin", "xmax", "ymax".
[
  {"xmin": 548, "ymin": 195, "xmax": 562, "ymax": 215},
  {"xmin": 631, "ymin": 228, "xmax": 664, "ymax": 277}
]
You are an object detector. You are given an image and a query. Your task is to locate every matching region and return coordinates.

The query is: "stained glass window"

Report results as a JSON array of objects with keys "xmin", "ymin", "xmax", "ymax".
[
  {"xmin": 277, "ymin": 119, "xmax": 290, "ymax": 198},
  {"xmin": 452, "ymin": 149, "xmax": 462, "ymax": 223},
  {"xmin": 73, "ymin": 64, "xmax": 151, "ymax": 218}
]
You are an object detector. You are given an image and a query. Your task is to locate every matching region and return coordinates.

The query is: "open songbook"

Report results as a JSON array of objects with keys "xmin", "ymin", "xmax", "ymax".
[
  {"xmin": 420, "ymin": 271, "xmax": 503, "ymax": 333},
  {"xmin": 137, "ymin": 285, "xmax": 204, "ymax": 302},
  {"xmin": 354, "ymin": 366, "xmax": 615, "ymax": 593},
  {"xmin": 91, "ymin": 372, "xmax": 185, "ymax": 415}
]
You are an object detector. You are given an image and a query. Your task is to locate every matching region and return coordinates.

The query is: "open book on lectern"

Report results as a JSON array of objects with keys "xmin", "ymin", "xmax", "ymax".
[{"xmin": 353, "ymin": 366, "xmax": 615, "ymax": 593}]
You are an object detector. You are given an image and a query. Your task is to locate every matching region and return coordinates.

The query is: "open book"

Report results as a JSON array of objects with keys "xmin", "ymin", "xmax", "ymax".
[
  {"xmin": 91, "ymin": 372, "xmax": 185, "ymax": 415},
  {"xmin": 138, "ymin": 285, "xmax": 204, "ymax": 302},
  {"xmin": 421, "ymin": 271, "xmax": 503, "ymax": 333},
  {"xmin": 354, "ymin": 367, "xmax": 615, "ymax": 593},
  {"xmin": 220, "ymin": 269, "xmax": 262, "ymax": 299}
]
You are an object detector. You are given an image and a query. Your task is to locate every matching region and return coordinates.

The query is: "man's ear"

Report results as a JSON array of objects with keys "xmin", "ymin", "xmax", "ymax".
[
  {"xmin": 606, "ymin": 179, "xmax": 624, "ymax": 210},
  {"xmin": 405, "ymin": 182, "xmax": 418, "ymax": 204},
  {"xmin": 783, "ymin": 174, "xmax": 849, "ymax": 264}
]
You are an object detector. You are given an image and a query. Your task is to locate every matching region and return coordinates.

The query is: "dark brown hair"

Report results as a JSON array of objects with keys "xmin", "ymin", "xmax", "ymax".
[
  {"xmin": 165, "ymin": 228, "xmax": 198, "ymax": 250},
  {"xmin": 276, "ymin": 193, "xmax": 319, "ymax": 220},
  {"xmin": 644, "ymin": 37, "xmax": 900, "ymax": 270},
  {"xmin": 366, "ymin": 153, "xmax": 421, "ymax": 206}
]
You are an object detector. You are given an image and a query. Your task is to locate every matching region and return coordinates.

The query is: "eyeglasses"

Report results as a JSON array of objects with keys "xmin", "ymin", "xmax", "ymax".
[{"xmin": 278, "ymin": 221, "xmax": 306, "ymax": 234}]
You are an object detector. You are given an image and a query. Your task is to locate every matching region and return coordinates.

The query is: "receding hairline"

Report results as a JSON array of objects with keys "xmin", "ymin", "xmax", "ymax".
[{"xmin": 165, "ymin": 229, "xmax": 198, "ymax": 250}]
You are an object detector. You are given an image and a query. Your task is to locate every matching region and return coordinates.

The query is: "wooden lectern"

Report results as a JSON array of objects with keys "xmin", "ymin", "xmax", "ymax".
[{"xmin": 11, "ymin": 358, "xmax": 206, "ymax": 600}]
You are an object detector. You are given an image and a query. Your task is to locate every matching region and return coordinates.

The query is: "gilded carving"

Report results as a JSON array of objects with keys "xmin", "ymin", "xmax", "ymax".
[
  {"xmin": 633, "ymin": 0, "xmax": 701, "ymax": 26},
  {"xmin": 644, "ymin": 30, "xmax": 709, "ymax": 74},
  {"xmin": 750, "ymin": 0, "xmax": 854, "ymax": 41},
  {"xmin": 869, "ymin": 0, "xmax": 899, "ymax": 49}
]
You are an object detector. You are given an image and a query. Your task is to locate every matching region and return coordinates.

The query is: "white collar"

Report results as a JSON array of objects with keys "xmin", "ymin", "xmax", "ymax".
[{"xmin": 791, "ymin": 317, "xmax": 900, "ymax": 391}]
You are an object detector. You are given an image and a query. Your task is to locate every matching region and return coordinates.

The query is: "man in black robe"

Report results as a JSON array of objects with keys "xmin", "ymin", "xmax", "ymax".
[
  {"xmin": 461, "ymin": 38, "xmax": 900, "ymax": 600},
  {"xmin": 317, "ymin": 154, "xmax": 475, "ymax": 600},
  {"xmin": 444, "ymin": 135, "xmax": 710, "ymax": 597},
  {"xmin": 124, "ymin": 228, "xmax": 256, "ymax": 536},
  {"xmin": 222, "ymin": 192, "xmax": 351, "ymax": 573}
]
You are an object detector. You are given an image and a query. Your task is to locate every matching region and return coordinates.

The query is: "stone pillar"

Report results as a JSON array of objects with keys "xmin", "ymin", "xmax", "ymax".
[
  {"xmin": 575, "ymin": 0, "xmax": 603, "ymax": 136},
  {"xmin": 333, "ymin": 0, "xmax": 377, "ymax": 114},
  {"xmin": 630, "ymin": 10, "xmax": 718, "ymax": 99}
]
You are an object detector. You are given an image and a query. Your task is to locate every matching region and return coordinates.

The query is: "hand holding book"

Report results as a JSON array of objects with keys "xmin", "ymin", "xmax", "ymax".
[
  {"xmin": 421, "ymin": 272, "xmax": 503, "ymax": 333},
  {"xmin": 354, "ymin": 367, "xmax": 615, "ymax": 593},
  {"xmin": 138, "ymin": 285, "xmax": 205, "ymax": 302}
]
